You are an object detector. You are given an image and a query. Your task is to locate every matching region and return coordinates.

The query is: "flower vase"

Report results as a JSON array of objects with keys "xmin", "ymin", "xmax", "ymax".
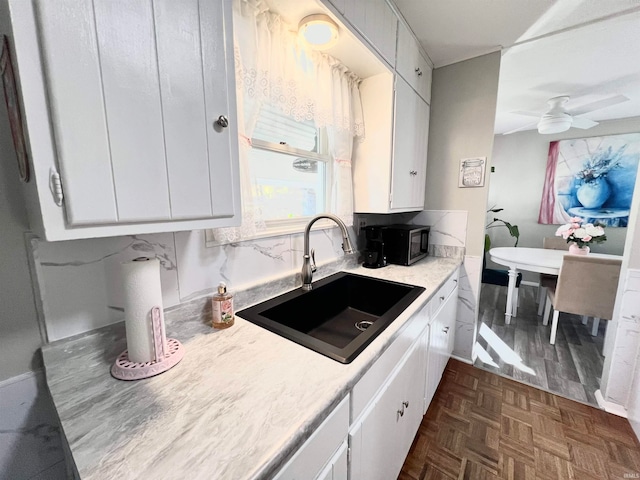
[
  {"xmin": 569, "ymin": 243, "xmax": 590, "ymax": 255},
  {"xmin": 576, "ymin": 178, "xmax": 611, "ymax": 209}
]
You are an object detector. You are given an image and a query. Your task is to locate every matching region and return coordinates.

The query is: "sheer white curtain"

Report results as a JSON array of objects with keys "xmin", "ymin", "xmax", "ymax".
[{"xmin": 213, "ymin": 0, "xmax": 364, "ymax": 241}]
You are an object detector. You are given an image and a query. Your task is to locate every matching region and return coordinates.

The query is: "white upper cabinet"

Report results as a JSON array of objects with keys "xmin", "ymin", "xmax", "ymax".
[
  {"xmin": 9, "ymin": 0, "xmax": 240, "ymax": 240},
  {"xmin": 395, "ymin": 20, "xmax": 432, "ymax": 104},
  {"xmin": 353, "ymin": 72, "xmax": 429, "ymax": 213},
  {"xmin": 390, "ymin": 75, "xmax": 430, "ymax": 211},
  {"xmin": 341, "ymin": 0, "xmax": 397, "ymax": 65},
  {"xmin": 327, "ymin": 1, "xmax": 432, "ymax": 214}
]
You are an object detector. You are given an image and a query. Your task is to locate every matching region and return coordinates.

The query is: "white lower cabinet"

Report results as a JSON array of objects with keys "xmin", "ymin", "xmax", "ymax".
[
  {"xmin": 273, "ymin": 396, "xmax": 349, "ymax": 480},
  {"xmin": 349, "ymin": 336, "xmax": 425, "ymax": 480},
  {"xmin": 317, "ymin": 440, "xmax": 348, "ymax": 480},
  {"xmin": 425, "ymin": 283, "xmax": 458, "ymax": 412},
  {"xmin": 275, "ymin": 270, "xmax": 459, "ymax": 480}
]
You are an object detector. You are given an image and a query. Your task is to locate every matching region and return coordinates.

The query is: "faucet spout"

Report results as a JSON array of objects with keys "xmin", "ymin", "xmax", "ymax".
[{"xmin": 301, "ymin": 214, "xmax": 354, "ymax": 291}]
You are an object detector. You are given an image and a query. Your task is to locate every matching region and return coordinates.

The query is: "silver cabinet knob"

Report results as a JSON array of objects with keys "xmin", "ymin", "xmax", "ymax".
[
  {"xmin": 439, "ymin": 296, "xmax": 445, "ymax": 301},
  {"xmin": 443, "ymin": 326, "xmax": 450, "ymax": 333},
  {"xmin": 216, "ymin": 115, "xmax": 229, "ymax": 128},
  {"xmin": 415, "ymin": 67, "xmax": 423, "ymax": 76},
  {"xmin": 409, "ymin": 170, "xmax": 418, "ymax": 176}
]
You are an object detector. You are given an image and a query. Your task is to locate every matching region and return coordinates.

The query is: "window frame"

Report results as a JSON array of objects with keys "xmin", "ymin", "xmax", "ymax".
[{"xmin": 205, "ymin": 121, "xmax": 335, "ymax": 247}]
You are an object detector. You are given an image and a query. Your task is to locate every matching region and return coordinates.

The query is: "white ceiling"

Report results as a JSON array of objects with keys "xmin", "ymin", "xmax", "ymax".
[{"xmin": 393, "ymin": 0, "xmax": 640, "ymax": 135}]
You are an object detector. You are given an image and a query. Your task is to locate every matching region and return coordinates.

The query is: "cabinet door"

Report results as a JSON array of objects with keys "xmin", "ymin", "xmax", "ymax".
[
  {"xmin": 442, "ymin": 286, "xmax": 458, "ymax": 356},
  {"xmin": 316, "ymin": 440, "xmax": 347, "ymax": 480},
  {"xmin": 397, "ymin": 338, "xmax": 426, "ymax": 464},
  {"xmin": 37, "ymin": 0, "xmax": 237, "ymax": 227},
  {"xmin": 349, "ymin": 340, "xmax": 423, "ymax": 480},
  {"xmin": 343, "ymin": 0, "xmax": 397, "ymax": 65},
  {"xmin": 391, "ymin": 76, "xmax": 428, "ymax": 211},
  {"xmin": 395, "ymin": 21, "xmax": 432, "ymax": 103},
  {"xmin": 413, "ymin": 97, "xmax": 430, "ymax": 207},
  {"xmin": 274, "ymin": 397, "xmax": 348, "ymax": 480},
  {"xmin": 425, "ymin": 286, "xmax": 459, "ymax": 411},
  {"xmin": 425, "ymin": 315, "xmax": 442, "ymax": 411}
]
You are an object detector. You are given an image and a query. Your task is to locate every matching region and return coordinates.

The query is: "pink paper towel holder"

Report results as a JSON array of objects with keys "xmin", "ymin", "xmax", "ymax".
[{"xmin": 111, "ymin": 306, "xmax": 185, "ymax": 381}]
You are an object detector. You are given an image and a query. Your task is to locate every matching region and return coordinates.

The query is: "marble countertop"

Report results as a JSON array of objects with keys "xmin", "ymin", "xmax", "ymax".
[{"xmin": 42, "ymin": 256, "xmax": 461, "ymax": 480}]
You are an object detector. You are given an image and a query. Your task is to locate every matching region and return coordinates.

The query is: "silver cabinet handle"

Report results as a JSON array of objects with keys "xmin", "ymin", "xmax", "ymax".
[
  {"xmin": 415, "ymin": 67, "xmax": 423, "ymax": 77},
  {"xmin": 443, "ymin": 326, "xmax": 450, "ymax": 333},
  {"xmin": 439, "ymin": 296, "xmax": 445, "ymax": 301},
  {"xmin": 409, "ymin": 170, "xmax": 418, "ymax": 176},
  {"xmin": 397, "ymin": 400, "xmax": 410, "ymax": 420},
  {"xmin": 216, "ymin": 115, "xmax": 229, "ymax": 128}
]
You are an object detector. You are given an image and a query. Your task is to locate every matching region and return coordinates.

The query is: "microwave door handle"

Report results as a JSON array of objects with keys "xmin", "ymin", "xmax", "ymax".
[{"xmin": 421, "ymin": 230, "xmax": 429, "ymax": 253}]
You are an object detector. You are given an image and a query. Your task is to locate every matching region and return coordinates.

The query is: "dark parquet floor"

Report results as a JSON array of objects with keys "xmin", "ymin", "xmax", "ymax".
[
  {"xmin": 473, "ymin": 284, "xmax": 605, "ymax": 406},
  {"xmin": 399, "ymin": 359, "xmax": 640, "ymax": 480}
]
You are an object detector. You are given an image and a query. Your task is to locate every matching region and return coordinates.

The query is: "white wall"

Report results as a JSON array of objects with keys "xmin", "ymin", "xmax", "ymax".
[
  {"xmin": 488, "ymin": 117, "xmax": 640, "ymax": 279},
  {"xmin": 0, "ymin": 2, "xmax": 43, "ymax": 382},
  {"xmin": 425, "ymin": 51, "xmax": 501, "ymax": 257},
  {"xmin": 600, "ymin": 172, "xmax": 640, "ymax": 424},
  {"xmin": 425, "ymin": 51, "xmax": 501, "ymax": 361}
]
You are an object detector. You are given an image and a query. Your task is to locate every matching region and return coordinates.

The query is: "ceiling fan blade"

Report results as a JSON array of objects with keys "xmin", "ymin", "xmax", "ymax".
[
  {"xmin": 502, "ymin": 121, "xmax": 538, "ymax": 135},
  {"xmin": 510, "ymin": 110, "xmax": 542, "ymax": 118},
  {"xmin": 569, "ymin": 94, "xmax": 629, "ymax": 116},
  {"xmin": 571, "ymin": 117, "xmax": 599, "ymax": 129}
]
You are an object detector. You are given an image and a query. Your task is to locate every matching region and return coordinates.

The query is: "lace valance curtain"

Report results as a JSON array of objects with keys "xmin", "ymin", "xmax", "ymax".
[{"xmin": 213, "ymin": 0, "xmax": 364, "ymax": 242}]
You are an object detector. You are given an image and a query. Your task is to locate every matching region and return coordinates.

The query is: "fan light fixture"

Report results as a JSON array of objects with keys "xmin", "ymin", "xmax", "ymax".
[
  {"xmin": 537, "ymin": 96, "xmax": 573, "ymax": 134},
  {"xmin": 298, "ymin": 14, "xmax": 339, "ymax": 50},
  {"xmin": 537, "ymin": 113, "xmax": 573, "ymax": 134}
]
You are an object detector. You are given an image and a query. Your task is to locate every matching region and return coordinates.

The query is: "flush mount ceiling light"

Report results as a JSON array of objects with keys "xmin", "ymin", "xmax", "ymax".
[
  {"xmin": 537, "ymin": 112, "xmax": 573, "ymax": 134},
  {"xmin": 298, "ymin": 14, "xmax": 339, "ymax": 50}
]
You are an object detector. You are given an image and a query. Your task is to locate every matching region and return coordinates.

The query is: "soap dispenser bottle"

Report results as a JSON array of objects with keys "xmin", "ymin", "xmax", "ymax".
[{"xmin": 212, "ymin": 282, "xmax": 234, "ymax": 329}]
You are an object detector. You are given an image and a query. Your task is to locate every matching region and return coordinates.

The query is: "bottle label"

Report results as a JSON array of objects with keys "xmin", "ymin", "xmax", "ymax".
[{"xmin": 212, "ymin": 298, "xmax": 234, "ymax": 325}]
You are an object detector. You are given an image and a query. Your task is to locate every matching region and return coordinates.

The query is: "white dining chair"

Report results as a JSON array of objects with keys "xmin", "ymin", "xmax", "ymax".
[{"xmin": 542, "ymin": 255, "xmax": 621, "ymax": 345}]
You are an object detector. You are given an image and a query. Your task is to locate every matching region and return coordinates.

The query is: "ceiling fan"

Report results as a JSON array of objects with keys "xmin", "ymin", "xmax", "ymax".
[{"xmin": 503, "ymin": 94, "xmax": 630, "ymax": 135}]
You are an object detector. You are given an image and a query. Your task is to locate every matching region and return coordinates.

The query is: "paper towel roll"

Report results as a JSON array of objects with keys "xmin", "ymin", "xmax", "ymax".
[{"xmin": 122, "ymin": 257, "xmax": 166, "ymax": 364}]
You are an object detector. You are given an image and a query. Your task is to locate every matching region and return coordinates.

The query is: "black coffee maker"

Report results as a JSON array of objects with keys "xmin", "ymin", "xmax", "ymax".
[{"xmin": 362, "ymin": 226, "xmax": 387, "ymax": 268}]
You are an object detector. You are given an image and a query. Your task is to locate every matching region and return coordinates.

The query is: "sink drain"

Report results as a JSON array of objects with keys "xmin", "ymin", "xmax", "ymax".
[{"xmin": 355, "ymin": 320, "xmax": 374, "ymax": 332}]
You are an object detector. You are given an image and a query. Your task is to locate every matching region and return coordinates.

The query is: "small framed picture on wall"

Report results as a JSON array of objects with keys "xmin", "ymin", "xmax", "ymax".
[
  {"xmin": 458, "ymin": 156, "xmax": 486, "ymax": 188},
  {"xmin": 0, "ymin": 35, "xmax": 30, "ymax": 182}
]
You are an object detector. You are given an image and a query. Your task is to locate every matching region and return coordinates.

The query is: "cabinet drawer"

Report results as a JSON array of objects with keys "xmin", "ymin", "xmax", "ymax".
[
  {"xmin": 274, "ymin": 395, "xmax": 349, "ymax": 480},
  {"xmin": 351, "ymin": 300, "xmax": 429, "ymax": 422},
  {"xmin": 431, "ymin": 269, "xmax": 459, "ymax": 315}
]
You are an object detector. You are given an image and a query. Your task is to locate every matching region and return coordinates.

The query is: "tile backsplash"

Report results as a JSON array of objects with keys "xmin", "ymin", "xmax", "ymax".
[{"xmin": 29, "ymin": 210, "xmax": 469, "ymax": 343}]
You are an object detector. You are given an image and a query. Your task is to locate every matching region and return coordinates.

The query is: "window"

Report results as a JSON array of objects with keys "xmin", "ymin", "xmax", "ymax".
[{"xmin": 250, "ymin": 103, "xmax": 331, "ymax": 228}]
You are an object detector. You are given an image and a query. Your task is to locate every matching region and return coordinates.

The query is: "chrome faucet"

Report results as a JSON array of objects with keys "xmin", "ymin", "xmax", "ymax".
[{"xmin": 301, "ymin": 214, "xmax": 354, "ymax": 291}]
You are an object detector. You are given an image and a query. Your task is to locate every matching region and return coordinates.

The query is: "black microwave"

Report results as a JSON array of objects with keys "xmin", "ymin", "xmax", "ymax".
[{"xmin": 382, "ymin": 225, "xmax": 430, "ymax": 266}]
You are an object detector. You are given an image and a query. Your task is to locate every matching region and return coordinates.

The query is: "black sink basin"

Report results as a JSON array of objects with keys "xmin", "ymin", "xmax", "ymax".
[{"xmin": 237, "ymin": 272, "xmax": 425, "ymax": 363}]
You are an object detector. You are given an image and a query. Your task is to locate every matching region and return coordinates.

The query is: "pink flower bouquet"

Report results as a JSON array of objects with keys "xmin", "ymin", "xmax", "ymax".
[{"xmin": 555, "ymin": 217, "xmax": 607, "ymax": 248}]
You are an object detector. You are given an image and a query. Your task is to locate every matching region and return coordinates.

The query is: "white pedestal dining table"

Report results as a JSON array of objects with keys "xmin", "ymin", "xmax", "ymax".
[{"xmin": 488, "ymin": 247, "xmax": 622, "ymax": 324}]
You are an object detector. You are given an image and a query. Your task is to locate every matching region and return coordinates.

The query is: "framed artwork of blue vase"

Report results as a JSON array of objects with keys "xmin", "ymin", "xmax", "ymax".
[{"xmin": 538, "ymin": 133, "xmax": 640, "ymax": 227}]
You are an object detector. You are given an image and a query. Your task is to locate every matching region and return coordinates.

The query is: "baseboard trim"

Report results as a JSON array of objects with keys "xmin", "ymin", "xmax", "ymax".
[
  {"xmin": 595, "ymin": 389, "xmax": 628, "ymax": 418},
  {"xmin": 451, "ymin": 353, "xmax": 473, "ymax": 365},
  {"xmin": 0, "ymin": 369, "xmax": 43, "ymax": 390}
]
